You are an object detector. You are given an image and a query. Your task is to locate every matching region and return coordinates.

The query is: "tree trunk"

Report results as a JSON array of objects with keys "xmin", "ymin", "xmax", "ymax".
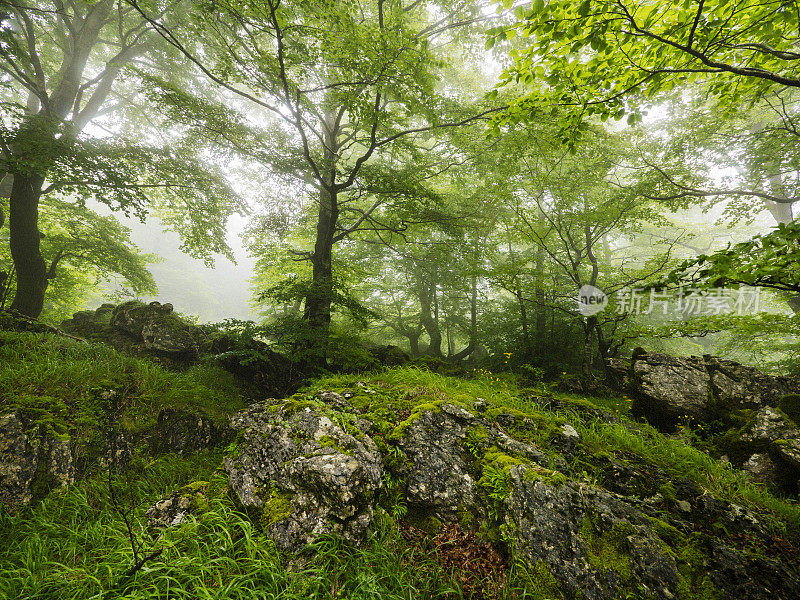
[
  {"xmin": 516, "ymin": 291, "xmax": 533, "ymax": 361},
  {"xmin": 9, "ymin": 173, "xmax": 47, "ymax": 317},
  {"xmin": 452, "ymin": 268, "xmax": 478, "ymax": 361},
  {"xmin": 419, "ymin": 281, "xmax": 442, "ymax": 357},
  {"xmin": 580, "ymin": 315, "xmax": 597, "ymax": 391},
  {"xmin": 303, "ymin": 184, "xmax": 338, "ymax": 368},
  {"xmin": 408, "ymin": 332, "xmax": 421, "ymax": 356},
  {"xmin": 534, "ymin": 245, "xmax": 547, "ymax": 353}
]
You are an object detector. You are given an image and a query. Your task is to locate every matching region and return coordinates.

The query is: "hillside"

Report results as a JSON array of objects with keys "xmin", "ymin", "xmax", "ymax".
[{"xmin": 2, "ymin": 328, "xmax": 799, "ymax": 600}]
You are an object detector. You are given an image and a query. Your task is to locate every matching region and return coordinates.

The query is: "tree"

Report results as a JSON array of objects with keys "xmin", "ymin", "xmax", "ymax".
[
  {"xmin": 493, "ymin": 0, "xmax": 800, "ymax": 132},
  {"xmin": 133, "ymin": 0, "xmax": 498, "ymax": 367},
  {"xmin": 663, "ymin": 219, "xmax": 800, "ymax": 294},
  {"xmin": 0, "ymin": 1, "xmax": 240, "ymax": 317},
  {"xmin": 0, "ymin": 196, "xmax": 158, "ymax": 320}
]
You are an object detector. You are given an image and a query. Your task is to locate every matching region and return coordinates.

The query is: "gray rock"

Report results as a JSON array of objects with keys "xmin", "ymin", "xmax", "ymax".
[
  {"xmin": 740, "ymin": 406, "xmax": 800, "ymax": 444},
  {"xmin": 504, "ymin": 468, "xmax": 680, "ymax": 600},
  {"xmin": 395, "ymin": 403, "xmax": 549, "ymax": 518},
  {"xmin": 631, "ymin": 352, "xmax": 713, "ymax": 425},
  {"xmin": 743, "ymin": 453, "xmax": 778, "ymax": 484},
  {"xmin": 706, "ymin": 356, "xmax": 797, "ymax": 410},
  {"xmin": 223, "ymin": 402, "xmax": 382, "ymax": 552},
  {"xmin": 397, "ymin": 406, "xmax": 478, "ymax": 517},
  {"xmin": 110, "ymin": 301, "xmax": 199, "ymax": 359},
  {"xmin": 145, "ymin": 482, "xmax": 208, "ymax": 530},
  {"xmin": 0, "ymin": 412, "xmax": 74, "ymax": 509}
]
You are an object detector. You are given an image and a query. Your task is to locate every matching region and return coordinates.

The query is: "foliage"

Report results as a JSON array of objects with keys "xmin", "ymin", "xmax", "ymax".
[
  {"xmin": 662, "ymin": 220, "xmax": 800, "ymax": 293},
  {"xmin": 493, "ymin": 0, "xmax": 800, "ymax": 135},
  {"xmin": 0, "ymin": 196, "xmax": 158, "ymax": 322}
]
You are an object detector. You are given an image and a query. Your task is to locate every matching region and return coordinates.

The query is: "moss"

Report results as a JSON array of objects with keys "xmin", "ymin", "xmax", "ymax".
[
  {"xmin": 259, "ymin": 490, "xmax": 294, "ymax": 530},
  {"xmin": 777, "ymin": 394, "xmax": 800, "ymax": 427},
  {"xmin": 659, "ymin": 482, "xmax": 678, "ymax": 504},
  {"xmin": 482, "ymin": 448, "xmax": 527, "ymax": 471},
  {"xmin": 518, "ymin": 560, "xmax": 566, "ymax": 600},
  {"xmin": 314, "ymin": 434, "xmax": 353, "ymax": 455},
  {"xmin": 643, "ymin": 515, "xmax": 686, "ymax": 548},
  {"xmin": 404, "ymin": 509, "xmax": 443, "ymax": 534},
  {"xmin": 278, "ymin": 395, "xmax": 323, "ymax": 415},
  {"xmin": 579, "ymin": 515, "xmax": 634, "ymax": 581},
  {"xmin": 644, "ymin": 516, "xmax": 724, "ymax": 600},
  {"xmin": 177, "ymin": 481, "xmax": 210, "ymax": 513},
  {"xmin": 388, "ymin": 401, "xmax": 442, "ymax": 441}
]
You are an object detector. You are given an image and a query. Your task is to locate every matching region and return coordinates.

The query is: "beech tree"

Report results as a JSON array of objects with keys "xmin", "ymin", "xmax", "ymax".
[
  {"xmin": 132, "ymin": 0, "xmax": 498, "ymax": 366},
  {"xmin": 493, "ymin": 0, "xmax": 800, "ymax": 131},
  {"xmin": 0, "ymin": 1, "xmax": 240, "ymax": 318}
]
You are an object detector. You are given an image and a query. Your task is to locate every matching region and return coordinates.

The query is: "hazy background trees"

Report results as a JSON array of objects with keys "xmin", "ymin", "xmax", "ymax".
[{"xmin": 2, "ymin": 0, "xmax": 799, "ymax": 382}]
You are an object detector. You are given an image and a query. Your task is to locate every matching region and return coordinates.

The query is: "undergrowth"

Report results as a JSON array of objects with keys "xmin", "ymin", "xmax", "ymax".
[
  {"xmin": 0, "ymin": 452, "xmax": 528, "ymax": 600},
  {"xmin": 0, "ymin": 330, "xmax": 245, "ymax": 434}
]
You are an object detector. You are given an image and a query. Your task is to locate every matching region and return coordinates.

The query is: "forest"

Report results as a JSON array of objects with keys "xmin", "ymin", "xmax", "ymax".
[{"xmin": 2, "ymin": 1, "xmax": 800, "ymax": 599}]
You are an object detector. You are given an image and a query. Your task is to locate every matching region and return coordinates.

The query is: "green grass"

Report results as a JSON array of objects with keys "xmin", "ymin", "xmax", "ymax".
[
  {"xmin": 0, "ymin": 330, "xmax": 245, "ymax": 435},
  {"xmin": 0, "ymin": 452, "xmax": 532, "ymax": 600},
  {"xmin": 300, "ymin": 366, "xmax": 800, "ymax": 536}
]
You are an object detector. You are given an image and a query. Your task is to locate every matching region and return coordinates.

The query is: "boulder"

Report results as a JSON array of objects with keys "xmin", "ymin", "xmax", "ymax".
[
  {"xmin": 61, "ymin": 301, "xmax": 201, "ymax": 362},
  {"xmin": 223, "ymin": 402, "xmax": 383, "ymax": 552},
  {"xmin": 0, "ymin": 411, "xmax": 74, "ymax": 509},
  {"xmin": 630, "ymin": 352, "xmax": 713, "ymax": 426},
  {"xmin": 706, "ymin": 356, "xmax": 797, "ymax": 411},
  {"xmin": 625, "ymin": 351, "xmax": 800, "ymax": 431},
  {"xmin": 395, "ymin": 403, "xmax": 550, "ymax": 519},
  {"xmin": 743, "ymin": 453, "xmax": 779, "ymax": 484},
  {"xmin": 504, "ymin": 470, "xmax": 681, "ymax": 600},
  {"xmin": 740, "ymin": 406, "xmax": 800, "ymax": 445},
  {"xmin": 145, "ymin": 481, "xmax": 209, "ymax": 530},
  {"xmin": 151, "ymin": 408, "xmax": 232, "ymax": 455},
  {"xmin": 111, "ymin": 301, "xmax": 199, "ymax": 360}
]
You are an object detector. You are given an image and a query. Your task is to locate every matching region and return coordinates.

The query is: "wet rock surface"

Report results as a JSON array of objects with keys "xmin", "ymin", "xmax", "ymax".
[
  {"xmin": 218, "ymin": 393, "xmax": 800, "ymax": 599},
  {"xmin": 223, "ymin": 401, "xmax": 383, "ymax": 552},
  {"xmin": 0, "ymin": 411, "xmax": 74, "ymax": 508},
  {"xmin": 630, "ymin": 352, "xmax": 713, "ymax": 425},
  {"xmin": 611, "ymin": 350, "xmax": 800, "ymax": 493},
  {"xmin": 61, "ymin": 301, "xmax": 201, "ymax": 362},
  {"xmin": 145, "ymin": 482, "xmax": 209, "ymax": 530}
]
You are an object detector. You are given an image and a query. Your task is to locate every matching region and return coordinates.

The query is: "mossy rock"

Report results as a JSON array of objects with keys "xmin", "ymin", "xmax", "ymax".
[{"xmin": 778, "ymin": 394, "xmax": 800, "ymax": 427}]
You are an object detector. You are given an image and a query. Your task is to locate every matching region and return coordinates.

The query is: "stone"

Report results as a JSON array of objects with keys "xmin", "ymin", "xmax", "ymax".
[
  {"xmin": 145, "ymin": 482, "xmax": 208, "ymax": 530},
  {"xmin": 743, "ymin": 453, "xmax": 779, "ymax": 484},
  {"xmin": 151, "ymin": 408, "xmax": 232, "ymax": 454},
  {"xmin": 0, "ymin": 411, "xmax": 74, "ymax": 509},
  {"xmin": 109, "ymin": 301, "xmax": 199, "ymax": 359},
  {"xmin": 706, "ymin": 356, "xmax": 797, "ymax": 411},
  {"xmin": 740, "ymin": 406, "xmax": 800, "ymax": 444},
  {"xmin": 395, "ymin": 403, "xmax": 549, "ymax": 519},
  {"xmin": 223, "ymin": 402, "xmax": 382, "ymax": 552},
  {"xmin": 504, "ymin": 469, "xmax": 681, "ymax": 600},
  {"xmin": 630, "ymin": 352, "xmax": 713, "ymax": 427}
]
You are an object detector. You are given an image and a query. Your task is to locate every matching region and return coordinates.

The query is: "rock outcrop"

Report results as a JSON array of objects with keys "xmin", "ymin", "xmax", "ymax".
[
  {"xmin": 0, "ymin": 401, "xmax": 229, "ymax": 511},
  {"xmin": 613, "ymin": 350, "xmax": 800, "ymax": 495},
  {"xmin": 621, "ymin": 350, "xmax": 798, "ymax": 427},
  {"xmin": 219, "ymin": 391, "xmax": 800, "ymax": 600},
  {"xmin": 223, "ymin": 397, "xmax": 383, "ymax": 552},
  {"xmin": 0, "ymin": 411, "xmax": 74, "ymax": 507},
  {"xmin": 61, "ymin": 301, "xmax": 201, "ymax": 362},
  {"xmin": 145, "ymin": 481, "xmax": 209, "ymax": 530}
]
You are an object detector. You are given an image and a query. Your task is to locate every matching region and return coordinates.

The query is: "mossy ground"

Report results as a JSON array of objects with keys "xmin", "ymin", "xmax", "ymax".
[
  {"xmin": 3, "ymin": 331, "xmax": 800, "ymax": 599},
  {"xmin": 0, "ymin": 330, "xmax": 246, "ymax": 442}
]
